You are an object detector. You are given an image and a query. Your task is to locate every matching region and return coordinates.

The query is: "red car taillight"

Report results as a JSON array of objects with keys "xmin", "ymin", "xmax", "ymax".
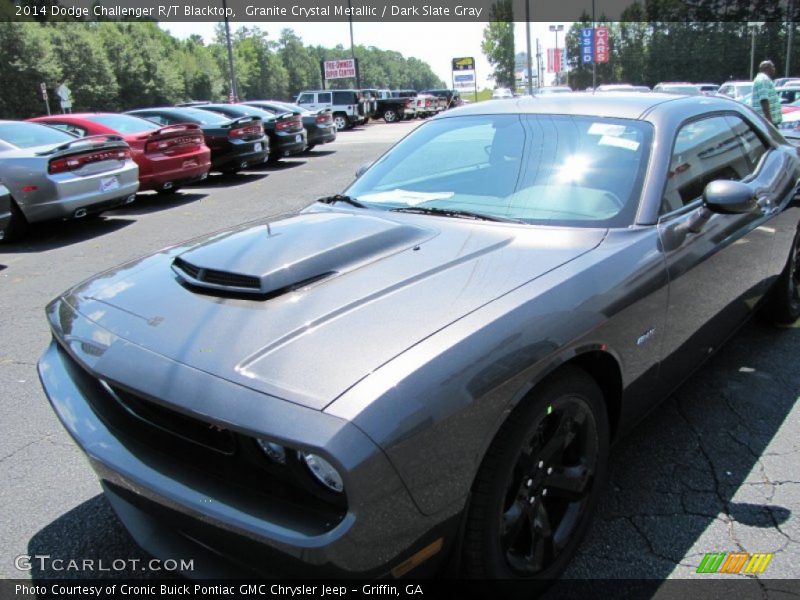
[
  {"xmin": 145, "ymin": 135, "xmax": 203, "ymax": 154},
  {"xmin": 315, "ymin": 115, "xmax": 331, "ymax": 124},
  {"xmin": 229, "ymin": 123, "xmax": 263, "ymax": 139},
  {"xmin": 49, "ymin": 148, "xmax": 131, "ymax": 174},
  {"xmin": 276, "ymin": 119, "xmax": 301, "ymax": 131}
]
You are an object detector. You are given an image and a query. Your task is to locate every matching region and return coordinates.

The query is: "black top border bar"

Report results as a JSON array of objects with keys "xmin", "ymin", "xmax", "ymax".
[{"xmin": 2, "ymin": 0, "xmax": 798, "ymax": 23}]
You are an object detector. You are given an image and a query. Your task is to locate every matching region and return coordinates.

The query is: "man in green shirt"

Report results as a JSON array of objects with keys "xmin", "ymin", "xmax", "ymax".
[{"xmin": 751, "ymin": 60, "xmax": 782, "ymax": 126}]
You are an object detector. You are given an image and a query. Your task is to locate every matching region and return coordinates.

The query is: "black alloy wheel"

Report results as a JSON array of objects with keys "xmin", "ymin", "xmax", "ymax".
[
  {"xmin": 766, "ymin": 228, "xmax": 800, "ymax": 325},
  {"xmin": 463, "ymin": 366, "xmax": 609, "ymax": 581}
]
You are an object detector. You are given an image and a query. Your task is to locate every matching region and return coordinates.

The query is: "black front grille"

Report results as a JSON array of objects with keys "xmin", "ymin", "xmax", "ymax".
[
  {"xmin": 173, "ymin": 258, "xmax": 260, "ymax": 291},
  {"xmin": 103, "ymin": 382, "xmax": 236, "ymax": 454}
]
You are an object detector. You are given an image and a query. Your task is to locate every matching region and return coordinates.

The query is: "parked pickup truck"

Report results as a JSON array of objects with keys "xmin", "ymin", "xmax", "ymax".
[{"xmin": 375, "ymin": 96, "xmax": 416, "ymax": 123}]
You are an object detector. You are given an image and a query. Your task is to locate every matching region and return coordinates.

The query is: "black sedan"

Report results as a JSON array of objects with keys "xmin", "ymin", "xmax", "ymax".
[
  {"xmin": 39, "ymin": 94, "xmax": 800, "ymax": 583},
  {"xmin": 194, "ymin": 103, "xmax": 307, "ymax": 162},
  {"xmin": 126, "ymin": 106, "xmax": 268, "ymax": 174},
  {"xmin": 242, "ymin": 100, "xmax": 336, "ymax": 152}
]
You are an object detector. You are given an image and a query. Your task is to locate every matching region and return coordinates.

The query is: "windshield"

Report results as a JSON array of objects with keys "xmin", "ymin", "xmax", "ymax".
[
  {"xmin": 0, "ymin": 122, "xmax": 77, "ymax": 149},
  {"xmin": 346, "ymin": 114, "xmax": 653, "ymax": 227}
]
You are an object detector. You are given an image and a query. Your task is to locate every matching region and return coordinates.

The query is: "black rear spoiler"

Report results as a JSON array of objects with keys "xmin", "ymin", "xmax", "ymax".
[
  {"xmin": 223, "ymin": 116, "xmax": 261, "ymax": 128},
  {"xmin": 36, "ymin": 134, "xmax": 126, "ymax": 156}
]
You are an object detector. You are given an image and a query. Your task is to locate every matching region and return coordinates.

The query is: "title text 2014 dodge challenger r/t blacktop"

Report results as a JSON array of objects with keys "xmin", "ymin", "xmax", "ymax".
[{"xmin": 39, "ymin": 94, "xmax": 800, "ymax": 582}]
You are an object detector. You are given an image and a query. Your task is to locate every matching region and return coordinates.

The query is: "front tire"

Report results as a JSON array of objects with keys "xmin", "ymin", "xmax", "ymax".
[
  {"xmin": 462, "ymin": 366, "xmax": 609, "ymax": 582},
  {"xmin": 765, "ymin": 228, "xmax": 800, "ymax": 325}
]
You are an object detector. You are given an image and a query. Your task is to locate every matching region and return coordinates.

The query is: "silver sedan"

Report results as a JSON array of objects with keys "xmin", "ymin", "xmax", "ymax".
[{"xmin": 0, "ymin": 120, "xmax": 139, "ymax": 240}]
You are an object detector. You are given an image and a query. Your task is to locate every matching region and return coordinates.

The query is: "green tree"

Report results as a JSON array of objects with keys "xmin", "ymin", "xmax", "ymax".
[
  {"xmin": 481, "ymin": 0, "xmax": 515, "ymax": 89},
  {"xmin": 278, "ymin": 29, "xmax": 321, "ymax": 96},
  {"xmin": 0, "ymin": 23, "xmax": 62, "ymax": 118},
  {"xmin": 45, "ymin": 24, "xmax": 119, "ymax": 111}
]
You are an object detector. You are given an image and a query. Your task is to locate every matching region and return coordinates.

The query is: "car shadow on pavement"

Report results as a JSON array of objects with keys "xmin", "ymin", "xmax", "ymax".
[
  {"xmin": 27, "ymin": 494, "xmax": 173, "ymax": 580},
  {"xmin": 24, "ymin": 319, "xmax": 799, "ymax": 583},
  {"xmin": 108, "ymin": 192, "xmax": 207, "ymax": 217},
  {"xmin": 248, "ymin": 159, "xmax": 307, "ymax": 172},
  {"xmin": 190, "ymin": 173, "xmax": 268, "ymax": 188},
  {"xmin": 0, "ymin": 217, "xmax": 135, "ymax": 255},
  {"xmin": 304, "ymin": 149, "xmax": 337, "ymax": 158},
  {"xmin": 562, "ymin": 318, "xmax": 799, "ymax": 583}
]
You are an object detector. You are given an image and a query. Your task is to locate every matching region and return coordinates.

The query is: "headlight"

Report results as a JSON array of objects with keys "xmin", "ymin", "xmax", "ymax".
[
  {"xmin": 300, "ymin": 452, "xmax": 344, "ymax": 493},
  {"xmin": 256, "ymin": 439, "xmax": 287, "ymax": 464}
]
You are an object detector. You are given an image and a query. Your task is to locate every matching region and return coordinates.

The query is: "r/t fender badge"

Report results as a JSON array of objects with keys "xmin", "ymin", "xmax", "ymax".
[{"xmin": 636, "ymin": 328, "xmax": 656, "ymax": 346}]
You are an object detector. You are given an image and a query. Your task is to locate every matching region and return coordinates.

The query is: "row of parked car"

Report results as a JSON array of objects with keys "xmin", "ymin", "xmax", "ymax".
[
  {"xmin": 0, "ymin": 89, "xmax": 465, "ymax": 242},
  {"xmin": 0, "ymin": 99, "xmax": 340, "ymax": 241},
  {"xmin": 293, "ymin": 88, "xmax": 463, "ymax": 128}
]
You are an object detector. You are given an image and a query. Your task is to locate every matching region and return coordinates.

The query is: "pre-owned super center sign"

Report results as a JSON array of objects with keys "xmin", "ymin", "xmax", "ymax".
[{"xmin": 324, "ymin": 59, "xmax": 357, "ymax": 80}]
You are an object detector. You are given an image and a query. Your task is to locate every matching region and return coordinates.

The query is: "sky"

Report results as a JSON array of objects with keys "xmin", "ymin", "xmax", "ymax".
[{"xmin": 160, "ymin": 21, "xmax": 570, "ymax": 89}]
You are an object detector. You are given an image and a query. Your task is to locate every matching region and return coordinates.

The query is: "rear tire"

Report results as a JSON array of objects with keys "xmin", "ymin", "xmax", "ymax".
[
  {"xmin": 765, "ymin": 228, "xmax": 800, "ymax": 325},
  {"xmin": 333, "ymin": 114, "xmax": 348, "ymax": 131},
  {"xmin": 462, "ymin": 366, "xmax": 609, "ymax": 583},
  {"xmin": 384, "ymin": 109, "xmax": 398, "ymax": 123},
  {"xmin": 2, "ymin": 201, "xmax": 28, "ymax": 242}
]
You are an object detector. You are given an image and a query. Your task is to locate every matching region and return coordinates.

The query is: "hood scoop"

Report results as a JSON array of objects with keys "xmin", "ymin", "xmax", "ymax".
[{"xmin": 172, "ymin": 211, "xmax": 434, "ymax": 297}]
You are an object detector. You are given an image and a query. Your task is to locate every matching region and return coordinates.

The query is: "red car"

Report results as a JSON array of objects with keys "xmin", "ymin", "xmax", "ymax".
[{"xmin": 29, "ymin": 113, "xmax": 211, "ymax": 194}]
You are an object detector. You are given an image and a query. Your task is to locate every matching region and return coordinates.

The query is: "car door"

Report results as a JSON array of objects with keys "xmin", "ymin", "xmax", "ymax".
[{"xmin": 657, "ymin": 113, "xmax": 779, "ymax": 386}]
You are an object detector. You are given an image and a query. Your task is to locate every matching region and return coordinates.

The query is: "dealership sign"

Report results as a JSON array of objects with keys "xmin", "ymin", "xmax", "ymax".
[
  {"xmin": 580, "ymin": 26, "xmax": 609, "ymax": 64},
  {"xmin": 452, "ymin": 56, "xmax": 476, "ymax": 91},
  {"xmin": 547, "ymin": 48, "xmax": 564, "ymax": 73},
  {"xmin": 324, "ymin": 59, "xmax": 357, "ymax": 80},
  {"xmin": 595, "ymin": 26, "xmax": 609, "ymax": 63}
]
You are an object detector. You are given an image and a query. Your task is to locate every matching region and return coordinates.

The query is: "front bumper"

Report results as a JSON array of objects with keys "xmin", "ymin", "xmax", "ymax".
[{"xmin": 38, "ymin": 301, "xmax": 461, "ymax": 577}]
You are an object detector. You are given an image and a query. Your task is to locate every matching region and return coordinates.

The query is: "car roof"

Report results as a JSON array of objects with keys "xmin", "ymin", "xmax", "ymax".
[{"xmin": 439, "ymin": 92, "xmax": 716, "ymax": 120}]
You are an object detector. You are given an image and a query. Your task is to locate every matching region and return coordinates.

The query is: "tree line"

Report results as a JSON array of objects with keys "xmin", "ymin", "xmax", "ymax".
[
  {"xmin": 565, "ymin": 12, "xmax": 799, "ymax": 89},
  {"xmin": 0, "ymin": 22, "xmax": 445, "ymax": 119}
]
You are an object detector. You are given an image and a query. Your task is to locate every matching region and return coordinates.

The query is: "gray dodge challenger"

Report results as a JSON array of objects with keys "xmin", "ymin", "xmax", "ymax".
[{"xmin": 38, "ymin": 94, "xmax": 800, "ymax": 581}]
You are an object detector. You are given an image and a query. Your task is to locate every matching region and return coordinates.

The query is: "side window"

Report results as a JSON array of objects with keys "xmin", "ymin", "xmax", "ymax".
[
  {"xmin": 318, "ymin": 92, "xmax": 332, "ymax": 104},
  {"xmin": 726, "ymin": 114, "xmax": 768, "ymax": 172},
  {"xmin": 719, "ymin": 85, "xmax": 731, "ymax": 97},
  {"xmin": 332, "ymin": 92, "xmax": 352, "ymax": 105},
  {"xmin": 297, "ymin": 93, "xmax": 314, "ymax": 104},
  {"xmin": 49, "ymin": 123, "xmax": 86, "ymax": 137},
  {"xmin": 661, "ymin": 116, "xmax": 753, "ymax": 214}
]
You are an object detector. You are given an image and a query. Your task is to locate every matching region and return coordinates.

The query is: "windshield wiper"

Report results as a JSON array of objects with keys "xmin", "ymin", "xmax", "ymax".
[
  {"xmin": 316, "ymin": 194, "xmax": 366, "ymax": 208},
  {"xmin": 390, "ymin": 206, "xmax": 523, "ymax": 223}
]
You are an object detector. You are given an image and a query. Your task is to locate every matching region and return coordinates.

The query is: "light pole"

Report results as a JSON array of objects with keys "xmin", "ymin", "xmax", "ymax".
[
  {"xmin": 549, "ymin": 24, "xmax": 564, "ymax": 85},
  {"xmin": 787, "ymin": 0, "xmax": 795, "ymax": 77},
  {"xmin": 222, "ymin": 0, "xmax": 237, "ymax": 102},
  {"xmin": 748, "ymin": 22, "xmax": 764, "ymax": 80}
]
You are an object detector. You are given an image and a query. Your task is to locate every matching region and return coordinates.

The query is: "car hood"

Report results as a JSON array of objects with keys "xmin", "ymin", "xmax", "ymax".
[{"xmin": 54, "ymin": 206, "xmax": 606, "ymax": 410}]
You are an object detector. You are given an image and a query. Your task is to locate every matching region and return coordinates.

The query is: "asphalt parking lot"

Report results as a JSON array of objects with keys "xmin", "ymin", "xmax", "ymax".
[{"xmin": 0, "ymin": 118, "xmax": 798, "ymax": 587}]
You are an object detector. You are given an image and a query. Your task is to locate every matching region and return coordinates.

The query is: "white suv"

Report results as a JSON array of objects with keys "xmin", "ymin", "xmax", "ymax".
[{"xmin": 296, "ymin": 90, "xmax": 369, "ymax": 130}]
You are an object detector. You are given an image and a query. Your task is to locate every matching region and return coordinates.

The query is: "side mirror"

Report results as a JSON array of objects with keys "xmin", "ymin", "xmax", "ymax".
[
  {"xmin": 702, "ymin": 180, "xmax": 757, "ymax": 214},
  {"xmin": 355, "ymin": 161, "xmax": 372, "ymax": 178}
]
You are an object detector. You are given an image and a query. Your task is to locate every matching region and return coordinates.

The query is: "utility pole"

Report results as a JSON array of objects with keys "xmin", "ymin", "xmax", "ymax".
[
  {"xmin": 347, "ymin": 0, "xmax": 361, "ymax": 89},
  {"xmin": 525, "ymin": 0, "xmax": 533, "ymax": 94},
  {"xmin": 536, "ymin": 39, "xmax": 543, "ymax": 89},
  {"xmin": 222, "ymin": 0, "xmax": 238, "ymax": 102}
]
